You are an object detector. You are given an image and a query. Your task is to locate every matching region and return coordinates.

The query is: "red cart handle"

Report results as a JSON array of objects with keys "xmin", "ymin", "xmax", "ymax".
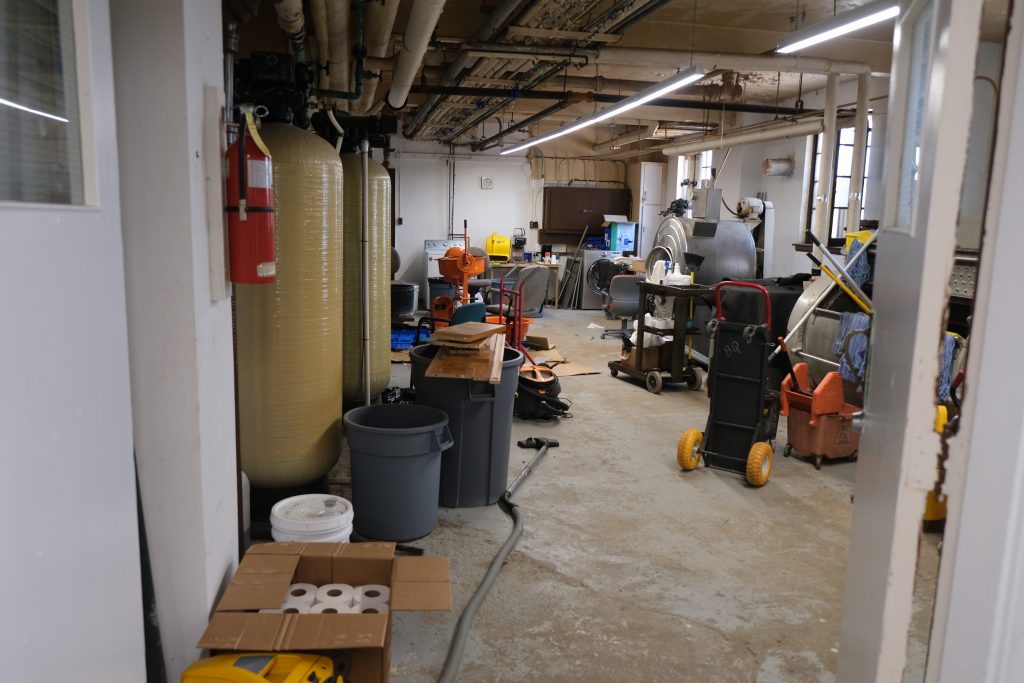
[{"xmin": 714, "ymin": 281, "xmax": 771, "ymax": 329}]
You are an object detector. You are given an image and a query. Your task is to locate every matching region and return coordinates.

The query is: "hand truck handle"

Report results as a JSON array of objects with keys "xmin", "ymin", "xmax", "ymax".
[{"xmin": 714, "ymin": 281, "xmax": 771, "ymax": 329}]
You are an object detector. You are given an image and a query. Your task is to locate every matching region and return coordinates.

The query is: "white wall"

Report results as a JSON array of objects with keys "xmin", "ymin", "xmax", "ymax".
[
  {"xmin": 111, "ymin": 1, "xmax": 238, "ymax": 679},
  {"xmin": 1, "ymin": 0, "xmax": 146, "ymax": 680},
  {"xmin": 392, "ymin": 136, "xmax": 535, "ymax": 288}
]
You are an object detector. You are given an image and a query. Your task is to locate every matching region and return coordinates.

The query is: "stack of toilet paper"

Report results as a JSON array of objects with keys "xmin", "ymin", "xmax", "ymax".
[{"xmin": 262, "ymin": 583, "xmax": 391, "ymax": 615}]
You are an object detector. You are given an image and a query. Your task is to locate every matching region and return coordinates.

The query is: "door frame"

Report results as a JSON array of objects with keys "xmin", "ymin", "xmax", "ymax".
[{"xmin": 836, "ymin": 0, "xmax": 985, "ymax": 680}]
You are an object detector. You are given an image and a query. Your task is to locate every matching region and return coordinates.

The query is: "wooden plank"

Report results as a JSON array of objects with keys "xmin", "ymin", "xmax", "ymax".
[
  {"xmin": 488, "ymin": 334, "xmax": 505, "ymax": 384},
  {"xmin": 432, "ymin": 321, "xmax": 504, "ymax": 344},
  {"xmin": 425, "ymin": 339, "xmax": 494, "ymax": 382},
  {"xmin": 430, "ymin": 337, "xmax": 490, "ymax": 351}
]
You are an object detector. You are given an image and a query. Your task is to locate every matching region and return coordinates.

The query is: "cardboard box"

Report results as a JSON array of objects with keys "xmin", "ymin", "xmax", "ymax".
[
  {"xmin": 198, "ymin": 542, "xmax": 450, "ymax": 683},
  {"xmin": 623, "ymin": 341, "xmax": 674, "ymax": 371}
]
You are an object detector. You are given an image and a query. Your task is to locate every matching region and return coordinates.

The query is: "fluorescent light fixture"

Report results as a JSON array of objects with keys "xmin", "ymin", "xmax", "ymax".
[
  {"xmin": 500, "ymin": 66, "xmax": 706, "ymax": 155},
  {"xmin": 0, "ymin": 96, "xmax": 69, "ymax": 123},
  {"xmin": 776, "ymin": 0, "xmax": 899, "ymax": 54}
]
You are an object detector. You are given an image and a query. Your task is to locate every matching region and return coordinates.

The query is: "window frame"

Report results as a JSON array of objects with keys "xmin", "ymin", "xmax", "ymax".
[{"xmin": 805, "ymin": 120, "xmax": 872, "ymax": 247}]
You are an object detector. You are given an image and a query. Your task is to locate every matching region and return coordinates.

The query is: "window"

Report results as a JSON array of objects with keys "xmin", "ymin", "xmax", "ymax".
[
  {"xmin": 696, "ymin": 150, "xmax": 714, "ymax": 188},
  {"xmin": 806, "ymin": 118, "xmax": 872, "ymax": 244},
  {"xmin": 0, "ymin": 0, "xmax": 84, "ymax": 204}
]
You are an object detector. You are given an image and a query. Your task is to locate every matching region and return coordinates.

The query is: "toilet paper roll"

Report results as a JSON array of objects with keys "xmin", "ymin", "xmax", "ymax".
[
  {"xmin": 315, "ymin": 583, "xmax": 356, "ymax": 606},
  {"xmin": 285, "ymin": 583, "xmax": 318, "ymax": 605},
  {"xmin": 355, "ymin": 584, "xmax": 390, "ymax": 604},
  {"xmin": 280, "ymin": 600, "xmax": 311, "ymax": 614},
  {"xmin": 353, "ymin": 599, "xmax": 389, "ymax": 616},
  {"xmin": 311, "ymin": 601, "xmax": 355, "ymax": 614}
]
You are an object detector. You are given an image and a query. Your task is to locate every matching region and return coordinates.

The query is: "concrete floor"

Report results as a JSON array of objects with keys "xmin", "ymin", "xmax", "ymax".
[{"xmin": 358, "ymin": 309, "xmax": 939, "ymax": 682}]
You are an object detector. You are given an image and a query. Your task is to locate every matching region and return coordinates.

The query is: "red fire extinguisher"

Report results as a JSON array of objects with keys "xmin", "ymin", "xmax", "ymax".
[{"xmin": 225, "ymin": 109, "xmax": 276, "ymax": 283}]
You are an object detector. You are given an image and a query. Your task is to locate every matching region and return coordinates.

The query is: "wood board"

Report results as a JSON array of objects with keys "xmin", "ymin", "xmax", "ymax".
[
  {"xmin": 425, "ymin": 334, "xmax": 505, "ymax": 384},
  {"xmin": 430, "ymin": 336, "xmax": 490, "ymax": 351},
  {"xmin": 432, "ymin": 321, "xmax": 504, "ymax": 344}
]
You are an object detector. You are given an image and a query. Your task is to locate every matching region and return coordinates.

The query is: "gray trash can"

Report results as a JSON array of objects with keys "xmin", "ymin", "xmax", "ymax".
[
  {"xmin": 410, "ymin": 345, "xmax": 524, "ymax": 507},
  {"xmin": 343, "ymin": 404, "xmax": 453, "ymax": 541}
]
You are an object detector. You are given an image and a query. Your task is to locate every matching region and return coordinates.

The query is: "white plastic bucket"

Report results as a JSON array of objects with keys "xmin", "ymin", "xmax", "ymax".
[{"xmin": 270, "ymin": 494, "xmax": 354, "ymax": 542}]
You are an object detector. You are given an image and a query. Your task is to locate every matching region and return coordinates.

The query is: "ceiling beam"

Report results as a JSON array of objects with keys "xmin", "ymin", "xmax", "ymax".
[{"xmin": 505, "ymin": 25, "xmax": 622, "ymax": 43}]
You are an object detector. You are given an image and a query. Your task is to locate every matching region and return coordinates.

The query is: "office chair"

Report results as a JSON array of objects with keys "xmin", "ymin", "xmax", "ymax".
[{"xmin": 601, "ymin": 274, "xmax": 642, "ymax": 340}]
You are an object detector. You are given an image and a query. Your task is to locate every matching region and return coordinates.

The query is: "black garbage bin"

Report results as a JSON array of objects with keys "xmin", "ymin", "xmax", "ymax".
[{"xmin": 410, "ymin": 344, "xmax": 524, "ymax": 507}]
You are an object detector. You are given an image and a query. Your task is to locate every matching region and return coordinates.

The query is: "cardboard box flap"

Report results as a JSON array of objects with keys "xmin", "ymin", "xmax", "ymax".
[
  {"xmin": 216, "ymin": 554, "xmax": 299, "ymax": 611},
  {"xmin": 339, "ymin": 542, "xmax": 396, "ymax": 559},
  {"xmin": 391, "ymin": 557, "xmax": 451, "ymax": 611},
  {"xmin": 198, "ymin": 613, "xmax": 387, "ymax": 651},
  {"xmin": 246, "ymin": 542, "xmax": 306, "ymax": 555}
]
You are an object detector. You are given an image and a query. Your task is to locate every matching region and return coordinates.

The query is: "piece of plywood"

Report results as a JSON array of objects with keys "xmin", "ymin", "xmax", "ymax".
[
  {"xmin": 425, "ymin": 335, "xmax": 500, "ymax": 382},
  {"xmin": 432, "ymin": 321, "xmax": 504, "ymax": 344},
  {"xmin": 430, "ymin": 337, "xmax": 490, "ymax": 351},
  {"xmin": 488, "ymin": 334, "xmax": 505, "ymax": 384}
]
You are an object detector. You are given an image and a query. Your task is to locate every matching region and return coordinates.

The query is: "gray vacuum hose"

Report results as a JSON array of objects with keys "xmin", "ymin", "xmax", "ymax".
[{"xmin": 436, "ymin": 438, "xmax": 556, "ymax": 683}]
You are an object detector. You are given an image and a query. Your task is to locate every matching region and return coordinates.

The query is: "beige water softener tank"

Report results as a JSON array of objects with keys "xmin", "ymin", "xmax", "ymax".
[
  {"xmin": 235, "ymin": 123, "xmax": 344, "ymax": 487},
  {"xmin": 340, "ymin": 154, "xmax": 392, "ymax": 402}
]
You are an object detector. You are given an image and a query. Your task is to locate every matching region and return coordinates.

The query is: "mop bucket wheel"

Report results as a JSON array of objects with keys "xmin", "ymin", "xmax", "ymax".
[
  {"xmin": 746, "ymin": 441, "xmax": 773, "ymax": 487},
  {"xmin": 677, "ymin": 429, "xmax": 703, "ymax": 471}
]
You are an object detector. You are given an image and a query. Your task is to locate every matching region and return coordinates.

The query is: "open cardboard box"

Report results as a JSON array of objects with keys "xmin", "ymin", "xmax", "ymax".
[{"xmin": 198, "ymin": 542, "xmax": 450, "ymax": 683}]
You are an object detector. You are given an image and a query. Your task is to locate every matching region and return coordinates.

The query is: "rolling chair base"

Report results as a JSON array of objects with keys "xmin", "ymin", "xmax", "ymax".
[{"xmin": 601, "ymin": 318, "xmax": 630, "ymax": 340}]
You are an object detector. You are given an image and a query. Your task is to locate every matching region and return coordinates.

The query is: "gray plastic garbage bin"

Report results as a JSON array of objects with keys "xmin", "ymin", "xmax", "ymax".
[
  {"xmin": 410, "ymin": 345, "xmax": 524, "ymax": 507},
  {"xmin": 343, "ymin": 404, "xmax": 453, "ymax": 541}
]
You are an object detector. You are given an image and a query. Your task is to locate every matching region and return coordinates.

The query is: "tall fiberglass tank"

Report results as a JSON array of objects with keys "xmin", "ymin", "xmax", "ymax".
[
  {"xmin": 340, "ymin": 154, "xmax": 392, "ymax": 402},
  {"xmin": 235, "ymin": 123, "xmax": 344, "ymax": 487}
]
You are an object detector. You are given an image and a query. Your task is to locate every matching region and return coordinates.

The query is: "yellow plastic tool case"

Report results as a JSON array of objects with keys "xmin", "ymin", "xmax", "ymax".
[{"xmin": 181, "ymin": 652, "xmax": 337, "ymax": 683}]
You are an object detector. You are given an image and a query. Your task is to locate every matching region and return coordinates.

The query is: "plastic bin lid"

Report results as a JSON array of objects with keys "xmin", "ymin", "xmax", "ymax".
[{"xmin": 270, "ymin": 494, "xmax": 354, "ymax": 533}]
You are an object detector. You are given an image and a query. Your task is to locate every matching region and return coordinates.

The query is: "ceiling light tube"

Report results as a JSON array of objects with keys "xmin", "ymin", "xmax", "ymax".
[
  {"xmin": 0, "ymin": 97, "xmax": 69, "ymax": 123},
  {"xmin": 776, "ymin": 0, "xmax": 899, "ymax": 54},
  {"xmin": 500, "ymin": 65, "xmax": 706, "ymax": 155}
]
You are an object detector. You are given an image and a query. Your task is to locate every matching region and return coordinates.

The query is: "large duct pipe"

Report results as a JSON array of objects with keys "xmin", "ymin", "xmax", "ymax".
[
  {"xmin": 308, "ymin": 0, "xmax": 330, "ymax": 89},
  {"xmin": 403, "ymin": 0, "xmax": 525, "ymax": 137},
  {"xmin": 326, "ymin": 0, "xmax": 350, "ymax": 110},
  {"xmin": 593, "ymin": 123, "xmax": 659, "ymax": 152},
  {"xmin": 659, "ymin": 117, "xmax": 853, "ymax": 156},
  {"xmin": 353, "ymin": 0, "xmax": 400, "ymax": 115},
  {"xmin": 386, "ymin": 0, "xmax": 446, "ymax": 110},
  {"xmin": 272, "ymin": 0, "xmax": 307, "ymax": 62},
  {"xmin": 595, "ymin": 47, "xmax": 873, "ymax": 75}
]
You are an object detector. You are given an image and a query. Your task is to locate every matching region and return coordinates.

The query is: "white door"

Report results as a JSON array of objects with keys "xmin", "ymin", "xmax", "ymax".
[
  {"xmin": 837, "ymin": 0, "xmax": 984, "ymax": 681},
  {"xmin": 0, "ymin": 1, "xmax": 146, "ymax": 680}
]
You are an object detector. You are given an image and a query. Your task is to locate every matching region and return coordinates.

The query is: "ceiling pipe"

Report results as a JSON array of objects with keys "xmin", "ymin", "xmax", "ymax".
[
  {"xmin": 353, "ymin": 0, "xmax": 400, "ymax": 114},
  {"xmin": 273, "ymin": 0, "xmax": 307, "ymax": 62},
  {"xmin": 386, "ymin": 0, "xmax": 447, "ymax": 110},
  {"xmin": 308, "ymin": 0, "xmax": 330, "ymax": 89},
  {"xmin": 471, "ymin": 100, "xmax": 576, "ymax": 151},
  {"xmin": 403, "ymin": 0, "xmax": 528, "ymax": 138},
  {"xmin": 595, "ymin": 47, "xmax": 873, "ymax": 75},
  {"xmin": 658, "ymin": 116, "xmax": 854, "ymax": 156},
  {"xmin": 408, "ymin": 84, "xmax": 804, "ymax": 116},
  {"xmin": 325, "ymin": 0, "xmax": 350, "ymax": 110},
  {"xmin": 593, "ymin": 123, "xmax": 659, "ymax": 152}
]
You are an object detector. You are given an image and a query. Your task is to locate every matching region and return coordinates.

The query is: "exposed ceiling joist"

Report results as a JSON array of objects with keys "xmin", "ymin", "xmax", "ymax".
[{"xmin": 505, "ymin": 25, "xmax": 622, "ymax": 43}]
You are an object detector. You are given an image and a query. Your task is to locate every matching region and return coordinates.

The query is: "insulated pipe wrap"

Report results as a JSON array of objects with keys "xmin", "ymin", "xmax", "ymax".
[
  {"xmin": 341, "ymin": 154, "xmax": 391, "ymax": 401},
  {"xmin": 235, "ymin": 124, "xmax": 344, "ymax": 487}
]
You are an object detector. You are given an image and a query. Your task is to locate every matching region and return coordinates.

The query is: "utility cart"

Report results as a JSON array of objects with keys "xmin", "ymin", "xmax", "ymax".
[
  {"xmin": 607, "ymin": 281, "xmax": 709, "ymax": 394},
  {"xmin": 677, "ymin": 281, "xmax": 780, "ymax": 487}
]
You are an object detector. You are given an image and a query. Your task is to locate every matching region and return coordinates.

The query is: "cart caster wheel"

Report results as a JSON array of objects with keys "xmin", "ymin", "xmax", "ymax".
[
  {"xmin": 686, "ymin": 368, "xmax": 703, "ymax": 391},
  {"xmin": 645, "ymin": 371, "xmax": 663, "ymax": 394},
  {"xmin": 814, "ymin": 455, "xmax": 823, "ymax": 470},
  {"xmin": 677, "ymin": 429, "xmax": 703, "ymax": 471},
  {"xmin": 610, "ymin": 368, "xmax": 619, "ymax": 377},
  {"xmin": 746, "ymin": 442, "xmax": 773, "ymax": 487},
  {"xmin": 784, "ymin": 444, "xmax": 793, "ymax": 458},
  {"xmin": 848, "ymin": 451, "xmax": 858, "ymax": 463}
]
